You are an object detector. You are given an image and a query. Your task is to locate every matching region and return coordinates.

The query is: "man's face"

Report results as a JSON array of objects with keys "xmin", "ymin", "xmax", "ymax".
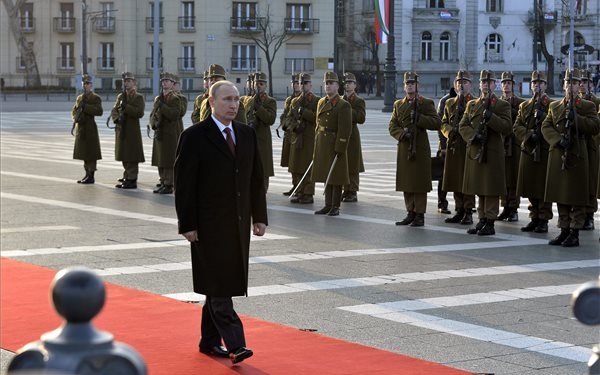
[
  {"xmin": 579, "ymin": 80, "xmax": 589, "ymax": 94},
  {"xmin": 344, "ymin": 81, "xmax": 356, "ymax": 94},
  {"xmin": 255, "ymin": 81, "xmax": 267, "ymax": 94},
  {"xmin": 564, "ymin": 79, "xmax": 579, "ymax": 97},
  {"xmin": 161, "ymin": 79, "xmax": 174, "ymax": 91},
  {"xmin": 208, "ymin": 76, "xmax": 223, "ymax": 88},
  {"xmin": 123, "ymin": 78, "xmax": 134, "ymax": 90},
  {"xmin": 203, "ymin": 79, "xmax": 210, "ymax": 90},
  {"xmin": 292, "ymin": 81, "xmax": 301, "ymax": 93},
  {"xmin": 209, "ymin": 84, "xmax": 240, "ymax": 124},
  {"xmin": 173, "ymin": 82, "xmax": 181, "ymax": 92},
  {"xmin": 82, "ymin": 81, "xmax": 92, "ymax": 93},
  {"xmin": 301, "ymin": 81, "xmax": 312, "ymax": 93},
  {"xmin": 404, "ymin": 81, "xmax": 416, "ymax": 96},
  {"xmin": 454, "ymin": 79, "xmax": 471, "ymax": 95},
  {"xmin": 501, "ymin": 80, "xmax": 513, "ymax": 94},
  {"xmin": 531, "ymin": 80, "xmax": 546, "ymax": 93},
  {"xmin": 324, "ymin": 81, "xmax": 338, "ymax": 97},
  {"xmin": 480, "ymin": 80, "xmax": 495, "ymax": 95}
]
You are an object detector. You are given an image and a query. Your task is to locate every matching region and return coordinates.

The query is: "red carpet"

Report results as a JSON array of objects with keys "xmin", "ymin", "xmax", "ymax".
[{"xmin": 1, "ymin": 258, "xmax": 472, "ymax": 374}]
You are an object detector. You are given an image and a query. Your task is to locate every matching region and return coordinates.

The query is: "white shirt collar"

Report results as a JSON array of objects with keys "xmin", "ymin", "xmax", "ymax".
[{"xmin": 211, "ymin": 115, "xmax": 235, "ymax": 143}]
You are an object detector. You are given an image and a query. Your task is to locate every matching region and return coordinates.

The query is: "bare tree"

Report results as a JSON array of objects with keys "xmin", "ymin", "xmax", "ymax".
[
  {"xmin": 3, "ymin": 0, "xmax": 41, "ymax": 87},
  {"xmin": 534, "ymin": 0, "xmax": 556, "ymax": 94},
  {"xmin": 351, "ymin": 24, "xmax": 383, "ymax": 96},
  {"xmin": 236, "ymin": 5, "xmax": 294, "ymax": 96}
]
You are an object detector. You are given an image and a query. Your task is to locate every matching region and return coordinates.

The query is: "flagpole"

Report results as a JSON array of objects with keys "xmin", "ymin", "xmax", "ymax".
[{"xmin": 382, "ymin": 0, "xmax": 396, "ymax": 113}]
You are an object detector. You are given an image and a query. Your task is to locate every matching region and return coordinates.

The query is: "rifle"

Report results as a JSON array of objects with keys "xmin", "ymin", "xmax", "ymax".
[
  {"xmin": 148, "ymin": 86, "xmax": 163, "ymax": 139},
  {"xmin": 474, "ymin": 72, "xmax": 492, "ymax": 163},
  {"xmin": 107, "ymin": 78, "xmax": 127, "ymax": 130},
  {"xmin": 531, "ymin": 85, "xmax": 543, "ymax": 162},
  {"xmin": 291, "ymin": 91, "xmax": 309, "ymax": 148},
  {"xmin": 407, "ymin": 82, "xmax": 419, "ymax": 161},
  {"xmin": 448, "ymin": 75, "xmax": 465, "ymax": 154},
  {"xmin": 561, "ymin": 71, "xmax": 577, "ymax": 170},
  {"xmin": 504, "ymin": 75, "xmax": 517, "ymax": 157},
  {"xmin": 71, "ymin": 93, "xmax": 86, "ymax": 136}
]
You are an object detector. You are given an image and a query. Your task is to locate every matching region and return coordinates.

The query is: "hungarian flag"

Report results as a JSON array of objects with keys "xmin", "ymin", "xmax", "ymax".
[{"xmin": 374, "ymin": 0, "xmax": 390, "ymax": 44}]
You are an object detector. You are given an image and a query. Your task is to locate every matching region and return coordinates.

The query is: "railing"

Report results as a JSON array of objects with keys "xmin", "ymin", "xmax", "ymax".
[
  {"xmin": 178, "ymin": 16, "xmax": 195, "ymax": 32},
  {"xmin": 19, "ymin": 17, "xmax": 36, "ymax": 33},
  {"xmin": 56, "ymin": 57, "xmax": 76, "ymax": 72},
  {"xmin": 146, "ymin": 57, "xmax": 164, "ymax": 72},
  {"xmin": 230, "ymin": 58, "xmax": 261, "ymax": 72},
  {"xmin": 177, "ymin": 57, "xmax": 195, "ymax": 72},
  {"xmin": 92, "ymin": 17, "xmax": 115, "ymax": 33},
  {"xmin": 283, "ymin": 58, "xmax": 314, "ymax": 74},
  {"xmin": 284, "ymin": 18, "xmax": 319, "ymax": 34},
  {"xmin": 230, "ymin": 17, "xmax": 265, "ymax": 32},
  {"xmin": 53, "ymin": 17, "xmax": 76, "ymax": 33},
  {"xmin": 97, "ymin": 57, "xmax": 115, "ymax": 71},
  {"xmin": 145, "ymin": 17, "xmax": 164, "ymax": 32}
]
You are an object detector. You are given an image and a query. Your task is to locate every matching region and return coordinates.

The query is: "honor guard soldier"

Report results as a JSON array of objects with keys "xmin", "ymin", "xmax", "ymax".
[
  {"xmin": 312, "ymin": 72, "xmax": 352, "ymax": 216},
  {"xmin": 436, "ymin": 86, "xmax": 457, "ymax": 214},
  {"xmin": 193, "ymin": 64, "xmax": 247, "ymax": 124},
  {"xmin": 541, "ymin": 69, "xmax": 600, "ymax": 247},
  {"xmin": 579, "ymin": 69, "xmax": 600, "ymax": 230},
  {"xmin": 191, "ymin": 69, "xmax": 213, "ymax": 124},
  {"xmin": 245, "ymin": 72, "xmax": 277, "ymax": 190},
  {"xmin": 172, "ymin": 74, "xmax": 187, "ymax": 134},
  {"xmin": 514, "ymin": 71, "xmax": 554, "ymax": 233},
  {"xmin": 150, "ymin": 72, "xmax": 183, "ymax": 194},
  {"xmin": 72, "ymin": 74, "xmax": 103, "ymax": 184},
  {"xmin": 111, "ymin": 72, "xmax": 145, "ymax": 189},
  {"xmin": 341, "ymin": 72, "xmax": 366, "ymax": 203},
  {"xmin": 389, "ymin": 71, "xmax": 441, "ymax": 227},
  {"xmin": 499, "ymin": 71, "xmax": 525, "ymax": 222},
  {"xmin": 279, "ymin": 74, "xmax": 302, "ymax": 195},
  {"xmin": 441, "ymin": 70, "xmax": 476, "ymax": 225},
  {"xmin": 288, "ymin": 72, "xmax": 320, "ymax": 204},
  {"xmin": 459, "ymin": 70, "xmax": 512, "ymax": 235}
]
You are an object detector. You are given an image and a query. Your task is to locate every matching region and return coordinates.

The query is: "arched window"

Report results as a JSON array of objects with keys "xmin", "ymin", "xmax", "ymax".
[
  {"xmin": 485, "ymin": 33, "xmax": 502, "ymax": 62},
  {"xmin": 421, "ymin": 32, "xmax": 432, "ymax": 61},
  {"xmin": 439, "ymin": 32, "xmax": 450, "ymax": 61}
]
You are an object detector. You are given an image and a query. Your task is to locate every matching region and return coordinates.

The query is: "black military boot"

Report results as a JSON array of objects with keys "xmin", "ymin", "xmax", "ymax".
[
  {"xmin": 119, "ymin": 179, "xmax": 137, "ymax": 189},
  {"xmin": 315, "ymin": 206, "xmax": 331, "ymax": 215},
  {"xmin": 327, "ymin": 207, "xmax": 340, "ymax": 216},
  {"xmin": 582, "ymin": 214, "xmax": 595, "ymax": 230},
  {"xmin": 548, "ymin": 228, "xmax": 570, "ymax": 246},
  {"xmin": 445, "ymin": 209, "xmax": 464, "ymax": 223},
  {"xmin": 478, "ymin": 220, "xmax": 495, "ymax": 236},
  {"xmin": 521, "ymin": 218, "xmax": 539, "ymax": 232},
  {"xmin": 77, "ymin": 172, "xmax": 90, "ymax": 184},
  {"xmin": 343, "ymin": 192, "xmax": 357, "ymax": 202},
  {"xmin": 497, "ymin": 207, "xmax": 510, "ymax": 221},
  {"xmin": 328, "ymin": 186, "xmax": 342, "ymax": 215},
  {"xmin": 561, "ymin": 229, "xmax": 580, "ymax": 247},
  {"xmin": 460, "ymin": 209, "xmax": 473, "ymax": 225},
  {"xmin": 396, "ymin": 211, "xmax": 416, "ymax": 226},
  {"xmin": 507, "ymin": 209, "xmax": 519, "ymax": 222},
  {"xmin": 467, "ymin": 218, "xmax": 487, "ymax": 234},
  {"xmin": 158, "ymin": 185, "xmax": 173, "ymax": 194},
  {"xmin": 409, "ymin": 213, "xmax": 424, "ymax": 227},
  {"xmin": 80, "ymin": 172, "xmax": 94, "ymax": 184},
  {"xmin": 533, "ymin": 219, "xmax": 548, "ymax": 233}
]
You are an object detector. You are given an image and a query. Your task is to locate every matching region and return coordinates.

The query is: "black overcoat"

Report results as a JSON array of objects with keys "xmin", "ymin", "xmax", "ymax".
[{"xmin": 174, "ymin": 118, "xmax": 268, "ymax": 297}]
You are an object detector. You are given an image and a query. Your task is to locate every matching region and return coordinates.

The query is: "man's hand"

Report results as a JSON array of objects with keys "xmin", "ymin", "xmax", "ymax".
[
  {"xmin": 558, "ymin": 134, "xmax": 570, "ymax": 149},
  {"xmin": 471, "ymin": 131, "xmax": 485, "ymax": 144},
  {"xmin": 182, "ymin": 230, "xmax": 198, "ymax": 242},
  {"xmin": 483, "ymin": 108, "xmax": 492, "ymax": 122},
  {"xmin": 534, "ymin": 109, "xmax": 546, "ymax": 119},
  {"xmin": 528, "ymin": 131, "xmax": 540, "ymax": 144},
  {"xmin": 402, "ymin": 129, "xmax": 413, "ymax": 141},
  {"xmin": 566, "ymin": 108, "xmax": 575, "ymax": 122},
  {"xmin": 253, "ymin": 223, "xmax": 266, "ymax": 236}
]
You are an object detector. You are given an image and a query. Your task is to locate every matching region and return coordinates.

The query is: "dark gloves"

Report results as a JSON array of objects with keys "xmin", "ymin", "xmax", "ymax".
[
  {"xmin": 253, "ymin": 98, "xmax": 261, "ymax": 111},
  {"xmin": 483, "ymin": 108, "xmax": 492, "ymax": 122},
  {"xmin": 534, "ymin": 109, "xmax": 546, "ymax": 120},
  {"xmin": 528, "ymin": 131, "xmax": 540, "ymax": 144},
  {"xmin": 471, "ymin": 131, "xmax": 486, "ymax": 144},
  {"xmin": 402, "ymin": 130, "xmax": 413, "ymax": 141},
  {"xmin": 566, "ymin": 108, "xmax": 575, "ymax": 122},
  {"xmin": 448, "ymin": 128, "xmax": 458, "ymax": 139},
  {"xmin": 558, "ymin": 134, "xmax": 570, "ymax": 149},
  {"xmin": 297, "ymin": 107, "xmax": 305, "ymax": 117}
]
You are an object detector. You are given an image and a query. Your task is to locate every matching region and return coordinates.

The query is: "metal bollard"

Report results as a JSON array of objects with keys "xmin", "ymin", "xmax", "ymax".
[
  {"xmin": 571, "ymin": 277, "xmax": 600, "ymax": 375},
  {"xmin": 7, "ymin": 267, "xmax": 147, "ymax": 375}
]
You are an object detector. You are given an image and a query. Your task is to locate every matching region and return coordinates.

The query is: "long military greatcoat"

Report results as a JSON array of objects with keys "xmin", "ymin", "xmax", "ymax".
[
  {"xmin": 245, "ymin": 92, "xmax": 277, "ymax": 177},
  {"xmin": 190, "ymin": 92, "xmax": 208, "ymax": 124},
  {"xmin": 513, "ymin": 93, "xmax": 552, "ymax": 199},
  {"xmin": 581, "ymin": 94, "xmax": 600, "ymax": 203},
  {"xmin": 311, "ymin": 95, "xmax": 352, "ymax": 185},
  {"xmin": 72, "ymin": 91, "xmax": 103, "ymax": 161},
  {"xmin": 502, "ymin": 95, "xmax": 526, "ymax": 188},
  {"xmin": 279, "ymin": 93, "xmax": 300, "ymax": 167},
  {"xmin": 459, "ymin": 94, "xmax": 512, "ymax": 196},
  {"xmin": 111, "ymin": 92, "xmax": 145, "ymax": 163},
  {"xmin": 176, "ymin": 92, "xmax": 187, "ymax": 134},
  {"xmin": 151, "ymin": 91, "xmax": 182, "ymax": 168},
  {"xmin": 440, "ymin": 93, "xmax": 474, "ymax": 192},
  {"xmin": 287, "ymin": 92, "xmax": 320, "ymax": 175},
  {"xmin": 389, "ymin": 95, "xmax": 440, "ymax": 193},
  {"xmin": 342, "ymin": 92, "xmax": 366, "ymax": 175},
  {"xmin": 541, "ymin": 97, "xmax": 600, "ymax": 206}
]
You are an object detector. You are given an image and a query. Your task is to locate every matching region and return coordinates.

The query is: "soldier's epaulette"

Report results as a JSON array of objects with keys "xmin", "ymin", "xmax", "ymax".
[
  {"xmin": 417, "ymin": 95, "xmax": 425, "ymax": 104},
  {"xmin": 575, "ymin": 97, "xmax": 582, "ymax": 107},
  {"xmin": 330, "ymin": 96, "xmax": 339, "ymax": 106},
  {"xmin": 541, "ymin": 95, "xmax": 550, "ymax": 106},
  {"xmin": 465, "ymin": 93, "xmax": 474, "ymax": 101},
  {"xmin": 306, "ymin": 92, "xmax": 314, "ymax": 102},
  {"xmin": 490, "ymin": 97, "xmax": 498, "ymax": 106}
]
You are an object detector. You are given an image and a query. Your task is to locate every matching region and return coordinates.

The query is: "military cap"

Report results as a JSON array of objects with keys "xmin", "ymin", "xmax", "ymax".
[
  {"xmin": 255, "ymin": 72, "xmax": 268, "ymax": 82},
  {"xmin": 531, "ymin": 70, "xmax": 546, "ymax": 83},
  {"xmin": 121, "ymin": 72, "xmax": 135, "ymax": 80},
  {"xmin": 207, "ymin": 64, "xmax": 227, "ymax": 79},
  {"xmin": 299, "ymin": 73, "xmax": 311, "ymax": 83},
  {"xmin": 564, "ymin": 69, "xmax": 581, "ymax": 81},
  {"xmin": 579, "ymin": 69, "xmax": 592, "ymax": 81},
  {"xmin": 203, "ymin": 70, "xmax": 209, "ymax": 80},
  {"xmin": 323, "ymin": 71, "xmax": 339, "ymax": 82},
  {"xmin": 479, "ymin": 69, "xmax": 496, "ymax": 81},
  {"xmin": 82, "ymin": 74, "xmax": 92, "ymax": 84},
  {"xmin": 344, "ymin": 72, "xmax": 357, "ymax": 82},
  {"xmin": 500, "ymin": 71, "xmax": 514, "ymax": 83},
  {"xmin": 403, "ymin": 71, "xmax": 418, "ymax": 83},
  {"xmin": 172, "ymin": 74, "xmax": 180, "ymax": 83},
  {"xmin": 455, "ymin": 70, "xmax": 471, "ymax": 82},
  {"xmin": 291, "ymin": 74, "xmax": 299, "ymax": 83},
  {"xmin": 160, "ymin": 72, "xmax": 175, "ymax": 82}
]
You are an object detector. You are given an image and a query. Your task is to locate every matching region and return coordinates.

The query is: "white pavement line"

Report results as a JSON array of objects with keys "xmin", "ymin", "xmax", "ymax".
[
  {"xmin": 0, "ymin": 225, "xmax": 79, "ymax": 234},
  {"xmin": 338, "ymin": 284, "xmax": 591, "ymax": 363}
]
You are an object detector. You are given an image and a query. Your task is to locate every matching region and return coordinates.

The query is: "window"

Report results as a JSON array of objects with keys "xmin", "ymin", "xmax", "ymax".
[
  {"xmin": 427, "ymin": 0, "xmax": 445, "ymax": 8},
  {"xmin": 232, "ymin": 2, "xmax": 257, "ymax": 29},
  {"xmin": 180, "ymin": 1, "xmax": 195, "ymax": 30},
  {"xmin": 59, "ymin": 42, "xmax": 75, "ymax": 70},
  {"xmin": 19, "ymin": 3, "xmax": 34, "ymax": 31},
  {"xmin": 421, "ymin": 32, "xmax": 432, "ymax": 61},
  {"xmin": 99, "ymin": 43, "xmax": 114, "ymax": 70},
  {"xmin": 232, "ymin": 44, "xmax": 257, "ymax": 71},
  {"xmin": 97, "ymin": 2, "xmax": 115, "ymax": 31},
  {"xmin": 439, "ymin": 32, "xmax": 450, "ymax": 61},
  {"xmin": 287, "ymin": 3, "xmax": 310, "ymax": 30},
  {"xmin": 181, "ymin": 44, "xmax": 195, "ymax": 71},
  {"xmin": 147, "ymin": 2, "xmax": 164, "ymax": 32},
  {"xmin": 284, "ymin": 44, "xmax": 314, "ymax": 73},
  {"xmin": 485, "ymin": 33, "xmax": 502, "ymax": 62},
  {"xmin": 362, "ymin": 0, "xmax": 374, "ymax": 12},
  {"xmin": 336, "ymin": 0, "xmax": 345, "ymax": 34},
  {"xmin": 181, "ymin": 78, "xmax": 193, "ymax": 91},
  {"xmin": 147, "ymin": 43, "xmax": 163, "ymax": 71},
  {"xmin": 60, "ymin": 3, "xmax": 74, "ymax": 31},
  {"xmin": 486, "ymin": 0, "xmax": 503, "ymax": 12}
]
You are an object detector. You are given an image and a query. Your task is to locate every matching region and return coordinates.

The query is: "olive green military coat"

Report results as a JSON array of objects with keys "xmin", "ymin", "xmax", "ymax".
[
  {"xmin": 190, "ymin": 92, "xmax": 208, "ymax": 124},
  {"xmin": 581, "ymin": 94, "xmax": 600, "ymax": 202},
  {"xmin": 440, "ymin": 94, "xmax": 474, "ymax": 192},
  {"xmin": 150, "ymin": 92, "xmax": 183, "ymax": 168},
  {"xmin": 176, "ymin": 92, "xmax": 187, "ymax": 134},
  {"xmin": 72, "ymin": 92, "xmax": 103, "ymax": 161},
  {"xmin": 389, "ymin": 95, "xmax": 440, "ymax": 192},
  {"xmin": 513, "ymin": 94, "xmax": 553, "ymax": 199},
  {"xmin": 342, "ymin": 93, "xmax": 366, "ymax": 175},
  {"xmin": 503, "ymin": 95, "xmax": 526, "ymax": 188},
  {"xmin": 311, "ymin": 95, "xmax": 352, "ymax": 185},
  {"xmin": 459, "ymin": 94, "xmax": 512, "ymax": 196},
  {"xmin": 110, "ymin": 92, "xmax": 145, "ymax": 163},
  {"xmin": 541, "ymin": 97, "xmax": 600, "ymax": 205},
  {"xmin": 279, "ymin": 93, "xmax": 299, "ymax": 167},
  {"xmin": 287, "ymin": 92, "xmax": 320, "ymax": 175},
  {"xmin": 246, "ymin": 93, "xmax": 277, "ymax": 177}
]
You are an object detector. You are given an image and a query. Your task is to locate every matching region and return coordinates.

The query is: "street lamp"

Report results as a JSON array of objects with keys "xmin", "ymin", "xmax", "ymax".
[{"xmin": 381, "ymin": 1, "xmax": 396, "ymax": 113}]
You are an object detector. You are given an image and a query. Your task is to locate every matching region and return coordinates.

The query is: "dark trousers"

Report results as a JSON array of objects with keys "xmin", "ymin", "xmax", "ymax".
[
  {"xmin": 324, "ymin": 184, "xmax": 342, "ymax": 208},
  {"xmin": 437, "ymin": 182, "xmax": 448, "ymax": 209},
  {"xmin": 200, "ymin": 296, "xmax": 246, "ymax": 351}
]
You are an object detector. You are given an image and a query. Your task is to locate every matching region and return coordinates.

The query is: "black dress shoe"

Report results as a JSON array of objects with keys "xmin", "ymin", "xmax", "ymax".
[
  {"xmin": 582, "ymin": 215, "xmax": 595, "ymax": 230},
  {"xmin": 445, "ymin": 210, "xmax": 464, "ymax": 223},
  {"xmin": 291, "ymin": 194, "xmax": 313, "ymax": 204},
  {"xmin": 342, "ymin": 192, "xmax": 357, "ymax": 202},
  {"xmin": 507, "ymin": 210, "xmax": 518, "ymax": 222},
  {"xmin": 467, "ymin": 219, "xmax": 487, "ymax": 234},
  {"xmin": 497, "ymin": 208, "xmax": 510, "ymax": 221},
  {"xmin": 327, "ymin": 207, "xmax": 340, "ymax": 216},
  {"xmin": 533, "ymin": 220, "xmax": 548, "ymax": 233},
  {"xmin": 118, "ymin": 178, "xmax": 125, "ymax": 182},
  {"xmin": 119, "ymin": 179, "xmax": 137, "ymax": 189},
  {"xmin": 438, "ymin": 207, "xmax": 451, "ymax": 214},
  {"xmin": 283, "ymin": 187, "xmax": 296, "ymax": 196},
  {"xmin": 229, "ymin": 347, "xmax": 253, "ymax": 364},
  {"xmin": 395, "ymin": 212, "xmax": 415, "ymax": 226},
  {"xmin": 200, "ymin": 345, "xmax": 229, "ymax": 358},
  {"xmin": 158, "ymin": 185, "xmax": 173, "ymax": 194},
  {"xmin": 521, "ymin": 219, "xmax": 539, "ymax": 232},
  {"xmin": 315, "ymin": 206, "xmax": 331, "ymax": 215}
]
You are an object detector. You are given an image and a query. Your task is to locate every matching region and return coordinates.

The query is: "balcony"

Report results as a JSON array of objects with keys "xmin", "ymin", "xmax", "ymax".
[
  {"xmin": 97, "ymin": 57, "xmax": 115, "ymax": 72},
  {"xmin": 146, "ymin": 57, "xmax": 164, "ymax": 72},
  {"xmin": 145, "ymin": 17, "xmax": 164, "ymax": 33},
  {"xmin": 284, "ymin": 18, "xmax": 320, "ymax": 34},
  {"xmin": 178, "ymin": 58, "xmax": 195, "ymax": 73},
  {"xmin": 92, "ymin": 17, "xmax": 115, "ymax": 33},
  {"xmin": 53, "ymin": 17, "xmax": 76, "ymax": 33},
  {"xmin": 284, "ymin": 58, "xmax": 314, "ymax": 74},
  {"xmin": 230, "ymin": 58, "xmax": 261, "ymax": 72},
  {"xmin": 561, "ymin": 6, "xmax": 595, "ymax": 26},
  {"xmin": 19, "ymin": 17, "xmax": 35, "ymax": 33},
  {"xmin": 56, "ymin": 57, "xmax": 76, "ymax": 72},
  {"xmin": 230, "ymin": 17, "xmax": 265, "ymax": 32},
  {"xmin": 178, "ymin": 16, "xmax": 195, "ymax": 32},
  {"xmin": 15, "ymin": 57, "xmax": 26, "ymax": 72}
]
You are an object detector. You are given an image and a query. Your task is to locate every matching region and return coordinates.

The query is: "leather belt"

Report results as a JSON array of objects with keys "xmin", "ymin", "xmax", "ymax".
[{"xmin": 318, "ymin": 126, "xmax": 336, "ymax": 133}]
